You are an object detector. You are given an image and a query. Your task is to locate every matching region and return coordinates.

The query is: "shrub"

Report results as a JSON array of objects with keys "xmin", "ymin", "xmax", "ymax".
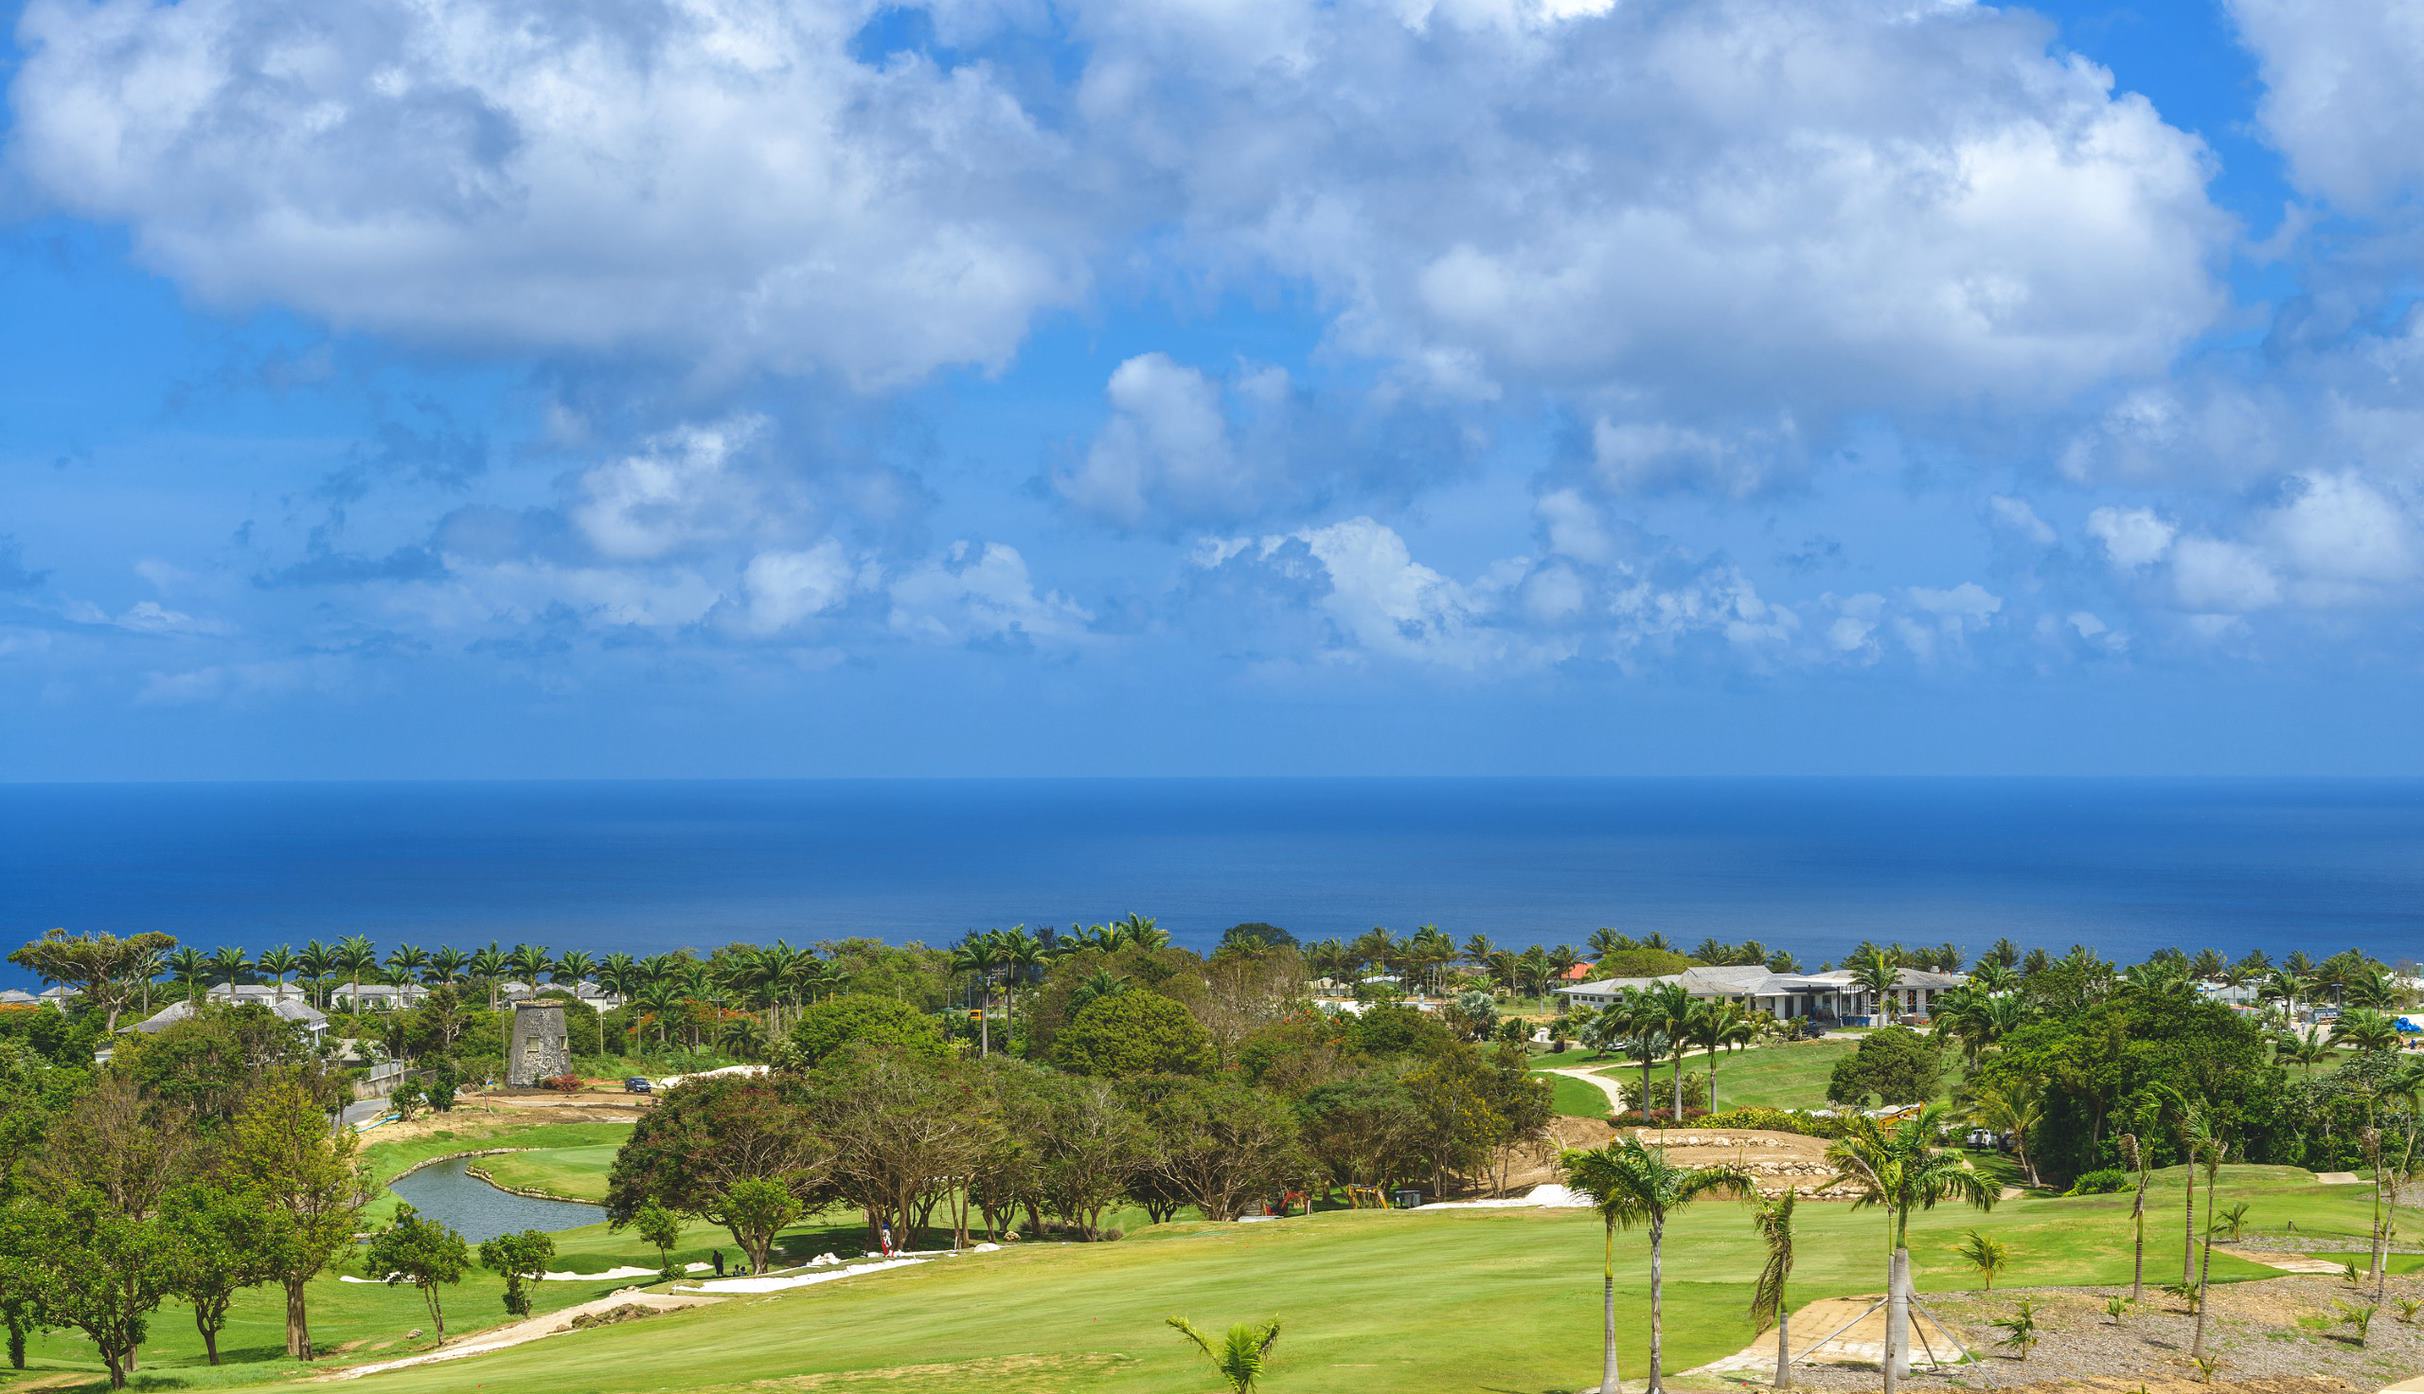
[
  {"xmin": 1617, "ymin": 1072, "xmax": 1708, "ymax": 1114},
  {"xmin": 789, "ymin": 994, "xmax": 948, "ymax": 1066},
  {"xmin": 541, "ymin": 1072, "xmax": 582, "ymax": 1093},
  {"xmin": 1693, "ymin": 1106, "xmax": 1848, "ymax": 1139},
  {"xmin": 1825, "ymin": 1026, "xmax": 1943, "ymax": 1106},
  {"xmin": 2067, "ymin": 1168, "xmax": 2128, "ymax": 1195}
]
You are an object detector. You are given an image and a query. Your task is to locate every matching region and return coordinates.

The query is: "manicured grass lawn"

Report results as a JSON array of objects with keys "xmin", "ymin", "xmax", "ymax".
[
  {"xmin": 478, "ymin": 1143, "xmax": 624, "ymax": 1201},
  {"xmin": 1541, "ymin": 1071, "xmax": 1610, "ymax": 1120},
  {"xmin": 1596, "ymin": 1037, "xmax": 1958, "ymax": 1113},
  {"xmin": 35, "ymin": 1161, "xmax": 2407, "ymax": 1394}
]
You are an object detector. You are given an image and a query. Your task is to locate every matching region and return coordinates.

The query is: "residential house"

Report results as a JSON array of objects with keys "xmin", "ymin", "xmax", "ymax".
[{"xmin": 1557, "ymin": 963, "xmax": 1966, "ymax": 1024}]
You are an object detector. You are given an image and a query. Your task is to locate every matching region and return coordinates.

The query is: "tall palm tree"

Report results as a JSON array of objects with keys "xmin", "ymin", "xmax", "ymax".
[
  {"xmin": 2120, "ymin": 1131, "xmax": 2151, "ymax": 1302},
  {"xmin": 552, "ymin": 949, "xmax": 598, "ymax": 993},
  {"xmin": 1124, "ymin": 913, "xmax": 1170, "ymax": 951},
  {"xmin": 1749, "ymin": 1190, "xmax": 1797, "ymax": 1389},
  {"xmin": 506, "ymin": 943, "xmax": 553, "ymax": 992},
  {"xmin": 333, "ymin": 933, "xmax": 379, "ymax": 1011},
  {"xmin": 384, "ymin": 944, "xmax": 430, "ymax": 993},
  {"xmin": 1165, "ymin": 1316, "xmax": 1280, "ymax": 1393},
  {"xmin": 2170, "ymin": 1096, "xmax": 2227, "ymax": 1360},
  {"xmin": 995, "ymin": 926, "xmax": 1043, "ymax": 1047},
  {"xmin": 2261, "ymin": 968, "xmax": 2311, "ymax": 1025},
  {"xmin": 1694, "ymin": 999, "xmax": 1755, "ymax": 1111},
  {"xmin": 427, "ymin": 945, "xmax": 469, "ymax": 986},
  {"xmin": 469, "ymin": 943, "xmax": 508, "ymax": 1009},
  {"xmin": 1462, "ymin": 932, "xmax": 1496, "ymax": 971},
  {"xmin": 256, "ymin": 945, "xmax": 299, "ymax": 1002},
  {"xmin": 1562, "ymin": 1138, "xmax": 1752, "ymax": 1394},
  {"xmin": 1824, "ymin": 1104, "xmax": 1997, "ymax": 1394},
  {"xmin": 1645, "ymin": 981, "xmax": 1695, "ymax": 1115},
  {"xmin": 1969, "ymin": 1078, "xmax": 2045, "ymax": 1187},
  {"xmin": 597, "ymin": 951, "xmax": 642, "ymax": 1005},
  {"xmin": 951, "ymin": 932, "xmax": 1003, "ymax": 1057},
  {"xmin": 1847, "ymin": 944, "xmax": 1903, "ymax": 1025},
  {"xmin": 1546, "ymin": 943, "xmax": 1582, "ymax": 984},
  {"xmin": 207, "ymin": 944, "xmax": 252, "ymax": 994},
  {"xmin": 295, "ymin": 939, "xmax": 335, "ymax": 1008},
  {"xmin": 164, "ymin": 946, "xmax": 210, "ymax": 1004}
]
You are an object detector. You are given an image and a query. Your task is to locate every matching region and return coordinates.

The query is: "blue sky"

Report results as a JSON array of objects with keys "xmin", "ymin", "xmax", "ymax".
[{"xmin": 3, "ymin": 0, "xmax": 2422, "ymax": 779}]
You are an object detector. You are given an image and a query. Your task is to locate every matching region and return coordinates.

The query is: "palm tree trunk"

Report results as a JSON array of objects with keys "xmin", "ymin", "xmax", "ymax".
[
  {"xmin": 1598, "ymin": 1226, "xmax": 1620, "ymax": 1394},
  {"xmin": 2182, "ymin": 1158, "xmax": 2196, "ymax": 1287},
  {"xmin": 1708, "ymin": 1050, "xmax": 1719, "ymax": 1113},
  {"xmin": 1647, "ymin": 1219, "xmax": 1667, "ymax": 1394},
  {"xmin": 2131, "ymin": 1188, "xmax": 2146, "ymax": 1303},
  {"xmin": 2191, "ymin": 1166, "xmax": 2217, "ymax": 1358},
  {"xmin": 1773, "ymin": 1308, "xmax": 1790, "ymax": 1389}
]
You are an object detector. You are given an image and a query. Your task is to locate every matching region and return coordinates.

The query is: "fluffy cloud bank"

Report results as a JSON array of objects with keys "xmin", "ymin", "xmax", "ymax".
[{"xmin": 13, "ymin": 0, "xmax": 2228, "ymax": 436}]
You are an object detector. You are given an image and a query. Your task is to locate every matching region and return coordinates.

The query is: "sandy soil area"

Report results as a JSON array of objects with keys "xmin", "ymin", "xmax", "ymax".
[
  {"xmin": 1696, "ymin": 1275, "xmax": 2424, "ymax": 1393},
  {"xmin": 368, "ymin": 1088, "xmax": 650, "ymax": 1146}
]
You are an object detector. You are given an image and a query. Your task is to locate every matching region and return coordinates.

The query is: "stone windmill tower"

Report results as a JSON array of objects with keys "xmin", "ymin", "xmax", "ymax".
[{"xmin": 507, "ymin": 999, "xmax": 572, "ymax": 1086}]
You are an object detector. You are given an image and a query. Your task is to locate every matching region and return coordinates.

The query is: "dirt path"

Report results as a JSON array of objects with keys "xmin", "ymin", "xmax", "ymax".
[{"xmin": 322, "ymin": 1290, "xmax": 719, "ymax": 1380}]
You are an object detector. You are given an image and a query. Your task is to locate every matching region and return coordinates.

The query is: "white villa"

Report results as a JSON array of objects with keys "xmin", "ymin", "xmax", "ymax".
[
  {"xmin": 1557, "ymin": 963, "xmax": 1968, "ymax": 1025},
  {"xmin": 135, "ymin": 985, "xmax": 329, "ymax": 1042}
]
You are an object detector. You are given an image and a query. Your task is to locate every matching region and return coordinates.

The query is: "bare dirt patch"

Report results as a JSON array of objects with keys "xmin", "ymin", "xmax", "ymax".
[
  {"xmin": 369, "ymin": 1088, "xmax": 650, "ymax": 1145},
  {"xmin": 1704, "ymin": 1276, "xmax": 2424, "ymax": 1393}
]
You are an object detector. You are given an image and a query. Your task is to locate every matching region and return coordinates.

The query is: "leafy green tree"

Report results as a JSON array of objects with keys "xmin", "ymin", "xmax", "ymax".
[
  {"xmin": 362, "ymin": 1202, "xmax": 470, "ymax": 1337},
  {"xmin": 1139, "ymin": 1077, "xmax": 1306, "ymax": 1224},
  {"xmin": 1748, "ymin": 1190, "xmax": 1797, "ymax": 1390},
  {"xmin": 1056, "ymin": 991, "xmax": 1213, "ymax": 1077},
  {"xmin": 478, "ymin": 1230, "xmax": 555, "ymax": 1317},
  {"xmin": 9, "ymin": 929, "xmax": 179, "ymax": 1032},
  {"xmin": 715, "ymin": 1177, "xmax": 803, "ymax": 1276},
  {"xmin": 632, "ymin": 1199, "xmax": 685, "ymax": 1281},
  {"xmin": 789, "ymin": 994, "xmax": 947, "ymax": 1066},
  {"xmin": 1562, "ymin": 1138, "xmax": 1751, "ymax": 1394},
  {"xmin": 4, "ymin": 1188, "xmax": 170, "ymax": 1388},
  {"xmin": 1166, "ymin": 1315, "xmax": 1281, "ymax": 1393},
  {"xmin": 162, "ymin": 1183, "xmax": 274, "ymax": 1364},
  {"xmin": 226, "ymin": 1072, "xmax": 365, "ymax": 1359},
  {"xmin": 1825, "ymin": 1104, "xmax": 1996, "ymax": 1394},
  {"xmin": 606, "ymin": 1075, "xmax": 830, "ymax": 1274},
  {"xmin": 1973, "ymin": 988, "xmax": 2279, "ymax": 1185},
  {"xmin": 1825, "ymin": 1026, "xmax": 1942, "ymax": 1107}
]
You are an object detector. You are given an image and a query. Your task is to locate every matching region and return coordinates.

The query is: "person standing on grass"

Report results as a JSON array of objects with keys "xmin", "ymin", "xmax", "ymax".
[
  {"xmin": 712, "ymin": 1249, "xmax": 724, "ymax": 1277},
  {"xmin": 880, "ymin": 1222, "xmax": 894, "ymax": 1256}
]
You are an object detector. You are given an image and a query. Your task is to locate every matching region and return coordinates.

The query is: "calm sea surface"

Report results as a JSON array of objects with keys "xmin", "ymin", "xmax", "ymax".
[{"xmin": 4, "ymin": 778, "xmax": 2422, "ymax": 972}]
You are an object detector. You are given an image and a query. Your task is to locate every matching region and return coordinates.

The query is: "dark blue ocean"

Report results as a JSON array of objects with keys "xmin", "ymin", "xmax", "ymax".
[{"xmin": 4, "ymin": 779, "xmax": 2422, "ymax": 976}]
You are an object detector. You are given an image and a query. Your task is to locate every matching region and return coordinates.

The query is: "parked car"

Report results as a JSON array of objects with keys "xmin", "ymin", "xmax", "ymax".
[{"xmin": 624, "ymin": 1076, "xmax": 652, "ymax": 1094}]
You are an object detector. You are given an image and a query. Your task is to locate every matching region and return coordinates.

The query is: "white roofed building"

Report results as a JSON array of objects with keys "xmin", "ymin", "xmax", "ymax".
[{"xmin": 1557, "ymin": 963, "xmax": 1966, "ymax": 1025}]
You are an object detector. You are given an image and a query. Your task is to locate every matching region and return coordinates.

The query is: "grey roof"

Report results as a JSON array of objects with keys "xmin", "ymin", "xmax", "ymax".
[
  {"xmin": 136, "ymin": 995, "xmax": 327, "ymax": 1034},
  {"xmin": 0, "ymin": 989, "xmax": 38, "ymax": 1006},
  {"xmin": 1560, "ymin": 965, "xmax": 1966, "ymax": 999}
]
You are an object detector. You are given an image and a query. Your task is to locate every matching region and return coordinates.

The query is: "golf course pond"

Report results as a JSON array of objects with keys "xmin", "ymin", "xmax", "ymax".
[{"xmin": 387, "ymin": 1156, "xmax": 607, "ymax": 1242}]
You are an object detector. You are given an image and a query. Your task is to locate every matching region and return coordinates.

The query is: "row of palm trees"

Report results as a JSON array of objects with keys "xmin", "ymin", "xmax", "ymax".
[
  {"xmin": 1562, "ymin": 1103, "xmax": 1996, "ymax": 1394},
  {"xmin": 1573, "ymin": 983, "xmax": 1758, "ymax": 1116}
]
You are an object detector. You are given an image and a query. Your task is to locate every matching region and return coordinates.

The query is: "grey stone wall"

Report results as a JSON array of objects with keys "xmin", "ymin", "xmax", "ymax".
[{"xmin": 506, "ymin": 1000, "xmax": 572, "ymax": 1086}]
